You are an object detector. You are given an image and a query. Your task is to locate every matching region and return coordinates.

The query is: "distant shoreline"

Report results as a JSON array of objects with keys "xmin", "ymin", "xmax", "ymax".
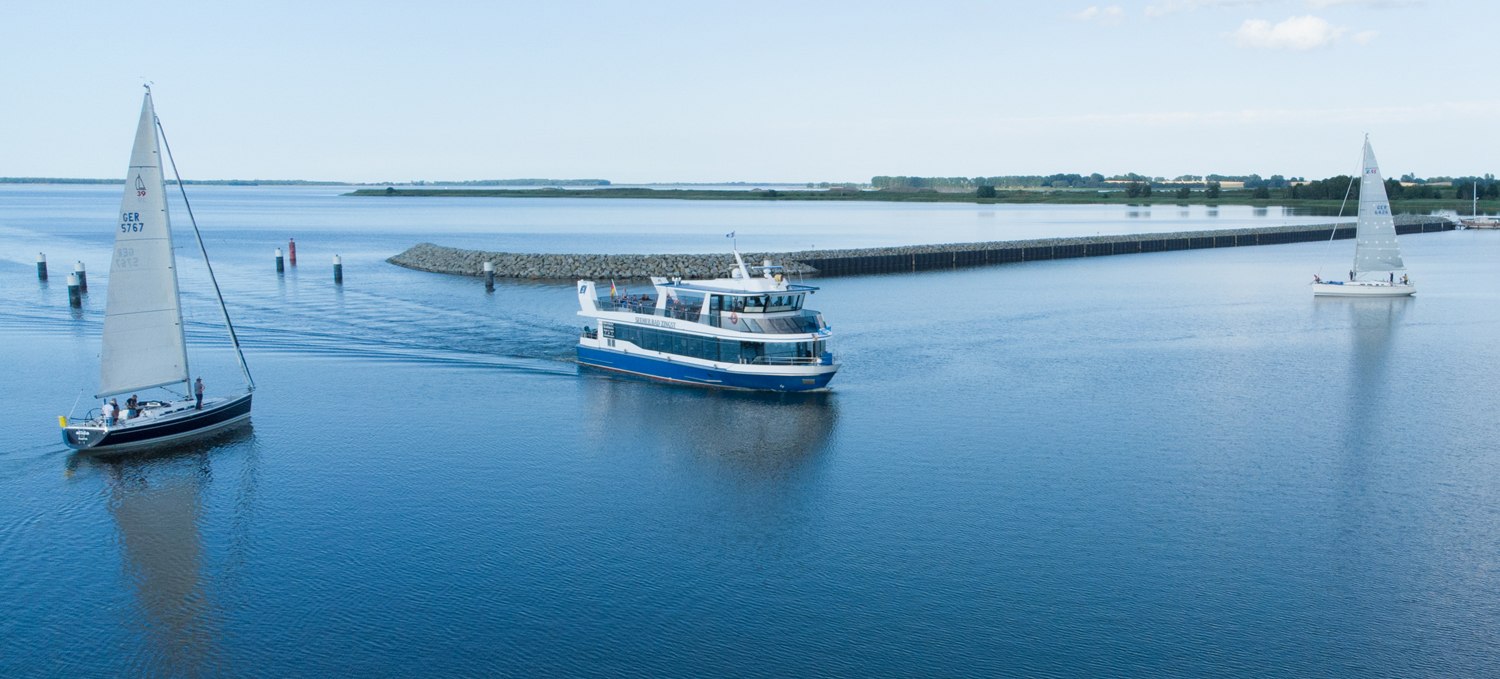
[{"xmin": 348, "ymin": 186, "xmax": 1496, "ymax": 212}]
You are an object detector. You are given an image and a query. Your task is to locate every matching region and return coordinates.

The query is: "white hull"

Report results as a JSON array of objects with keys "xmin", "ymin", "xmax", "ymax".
[{"xmin": 1312, "ymin": 281, "xmax": 1415, "ymax": 297}]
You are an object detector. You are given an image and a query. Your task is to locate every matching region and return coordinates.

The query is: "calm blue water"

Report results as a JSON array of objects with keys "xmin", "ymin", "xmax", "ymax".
[{"xmin": 2, "ymin": 185, "xmax": 1499, "ymax": 676}]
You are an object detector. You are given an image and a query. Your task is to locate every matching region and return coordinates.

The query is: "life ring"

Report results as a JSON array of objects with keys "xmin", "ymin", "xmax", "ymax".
[{"xmin": 728, "ymin": 312, "xmax": 739, "ymax": 324}]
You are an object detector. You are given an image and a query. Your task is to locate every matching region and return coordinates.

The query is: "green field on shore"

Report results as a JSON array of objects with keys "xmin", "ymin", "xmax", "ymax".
[{"xmin": 347, "ymin": 186, "xmax": 1496, "ymax": 212}]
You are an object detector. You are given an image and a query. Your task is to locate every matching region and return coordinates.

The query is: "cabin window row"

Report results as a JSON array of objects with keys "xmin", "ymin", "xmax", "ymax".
[
  {"xmin": 611, "ymin": 324, "xmax": 823, "ymax": 363},
  {"xmin": 709, "ymin": 293, "xmax": 804, "ymax": 314}
]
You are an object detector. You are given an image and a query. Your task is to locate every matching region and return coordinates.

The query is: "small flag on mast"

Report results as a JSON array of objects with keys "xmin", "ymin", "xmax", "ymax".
[
  {"xmin": 725, "ymin": 231, "xmax": 735, "ymax": 238},
  {"xmin": 610, "ymin": 279, "xmax": 617, "ymax": 297}
]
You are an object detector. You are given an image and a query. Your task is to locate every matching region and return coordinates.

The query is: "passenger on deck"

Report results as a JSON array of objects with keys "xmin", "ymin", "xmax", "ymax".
[{"xmin": 105, "ymin": 399, "xmax": 118, "ymax": 425}]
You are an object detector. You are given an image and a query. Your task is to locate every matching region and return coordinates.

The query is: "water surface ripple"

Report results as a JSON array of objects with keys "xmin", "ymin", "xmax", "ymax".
[{"xmin": 1, "ymin": 185, "xmax": 1498, "ymax": 676}]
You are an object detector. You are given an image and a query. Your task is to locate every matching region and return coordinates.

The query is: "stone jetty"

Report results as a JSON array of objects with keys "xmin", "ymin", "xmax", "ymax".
[{"xmin": 388, "ymin": 215, "xmax": 1454, "ymax": 280}]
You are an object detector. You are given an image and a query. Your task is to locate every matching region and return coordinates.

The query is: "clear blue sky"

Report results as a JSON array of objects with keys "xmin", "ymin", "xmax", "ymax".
[{"xmin": 3, "ymin": 0, "xmax": 1494, "ymax": 183}]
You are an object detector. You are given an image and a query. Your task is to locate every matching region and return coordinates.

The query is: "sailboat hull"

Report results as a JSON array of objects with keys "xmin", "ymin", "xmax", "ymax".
[
  {"xmin": 62, "ymin": 393, "xmax": 252, "ymax": 453},
  {"xmin": 1312, "ymin": 281, "xmax": 1416, "ymax": 297}
]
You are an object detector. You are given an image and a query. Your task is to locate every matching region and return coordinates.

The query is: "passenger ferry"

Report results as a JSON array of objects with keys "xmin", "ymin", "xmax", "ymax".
[{"xmin": 576, "ymin": 251, "xmax": 838, "ymax": 391}]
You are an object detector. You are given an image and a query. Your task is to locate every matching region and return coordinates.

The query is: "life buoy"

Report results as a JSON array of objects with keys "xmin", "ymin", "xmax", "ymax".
[{"xmin": 728, "ymin": 312, "xmax": 739, "ymax": 324}]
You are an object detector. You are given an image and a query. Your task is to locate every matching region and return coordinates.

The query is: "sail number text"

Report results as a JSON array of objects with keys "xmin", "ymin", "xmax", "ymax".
[
  {"xmin": 115, "ymin": 246, "xmax": 140, "ymax": 269},
  {"xmin": 120, "ymin": 212, "xmax": 144, "ymax": 232}
]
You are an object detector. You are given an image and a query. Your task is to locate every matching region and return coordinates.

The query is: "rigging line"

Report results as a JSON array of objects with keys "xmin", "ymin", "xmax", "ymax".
[
  {"xmin": 155, "ymin": 113, "xmax": 257, "ymax": 392},
  {"xmin": 1317, "ymin": 150, "xmax": 1363, "ymax": 278}
]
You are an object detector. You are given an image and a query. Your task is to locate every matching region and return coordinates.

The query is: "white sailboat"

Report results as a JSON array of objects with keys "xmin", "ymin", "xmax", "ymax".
[
  {"xmin": 1461, "ymin": 180, "xmax": 1500, "ymax": 229},
  {"xmin": 60, "ymin": 87, "xmax": 255, "ymax": 452},
  {"xmin": 1312, "ymin": 136, "xmax": 1416, "ymax": 297}
]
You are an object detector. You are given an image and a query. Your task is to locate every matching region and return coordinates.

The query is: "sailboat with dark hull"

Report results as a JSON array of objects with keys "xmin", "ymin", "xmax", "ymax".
[{"xmin": 60, "ymin": 88, "xmax": 255, "ymax": 452}]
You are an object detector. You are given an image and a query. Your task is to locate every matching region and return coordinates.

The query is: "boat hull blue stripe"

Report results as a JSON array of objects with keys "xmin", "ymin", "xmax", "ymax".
[{"xmin": 577, "ymin": 346, "xmax": 835, "ymax": 392}]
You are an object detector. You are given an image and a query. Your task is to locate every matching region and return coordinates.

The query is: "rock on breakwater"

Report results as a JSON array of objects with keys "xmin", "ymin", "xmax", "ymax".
[
  {"xmin": 387, "ymin": 243, "xmax": 818, "ymax": 280},
  {"xmin": 388, "ymin": 216, "xmax": 1454, "ymax": 280}
]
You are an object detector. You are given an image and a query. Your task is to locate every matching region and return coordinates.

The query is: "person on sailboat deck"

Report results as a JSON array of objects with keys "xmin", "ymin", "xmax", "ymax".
[
  {"xmin": 194, "ymin": 377, "xmax": 204, "ymax": 410},
  {"xmin": 103, "ymin": 399, "xmax": 117, "ymax": 426},
  {"xmin": 125, "ymin": 394, "xmax": 138, "ymax": 419}
]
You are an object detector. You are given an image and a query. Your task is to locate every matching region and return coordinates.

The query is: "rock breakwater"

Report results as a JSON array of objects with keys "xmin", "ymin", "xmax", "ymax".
[{"xmin": 388, "ymin": 216, "xmax": 1453, "ymax": 280}]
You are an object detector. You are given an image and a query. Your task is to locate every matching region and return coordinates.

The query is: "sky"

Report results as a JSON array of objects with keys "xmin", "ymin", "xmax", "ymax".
[{"xmin": 2, "ymin": 0, "xmax": 1496, "ymax": 183}]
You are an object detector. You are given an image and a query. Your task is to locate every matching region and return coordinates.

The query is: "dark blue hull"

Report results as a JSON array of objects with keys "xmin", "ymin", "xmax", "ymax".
[
  {"xmin": 63, "ymin": 393, "xmax": 253, "ymax": 452},
  {"xmin": 578, "ymin": 346, "xmax": 835, "ymax": 392}
]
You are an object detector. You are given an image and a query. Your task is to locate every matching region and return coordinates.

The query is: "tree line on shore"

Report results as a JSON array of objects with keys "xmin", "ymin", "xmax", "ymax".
[{"xmin": 872, "ymin": 173, "xmax": 1499, "ymax": 202}]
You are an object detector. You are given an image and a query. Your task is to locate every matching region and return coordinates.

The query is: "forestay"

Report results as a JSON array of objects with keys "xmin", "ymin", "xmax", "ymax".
[
  {"xmin": 1352, "ymin": 138, "xmax": 1405, "ymax": 279},
  {"xmin": 97, "ymin": 93, "xmax": 190, "ymax": 398}
]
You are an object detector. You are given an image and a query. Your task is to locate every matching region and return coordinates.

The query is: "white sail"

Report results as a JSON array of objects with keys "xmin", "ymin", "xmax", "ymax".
[
  {"xmin": 97, "ymin": 92, "xmax": 190, "ymax": 398},
  {"xmin": 1352, "ymin": 138, "xmax": 1405, "ymax": 279}
]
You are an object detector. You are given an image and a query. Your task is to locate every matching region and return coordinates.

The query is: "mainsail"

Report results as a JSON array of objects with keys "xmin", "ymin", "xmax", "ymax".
[
  {"xmin": 1352, "ymin": 138, "xmax": 1405, "ymax": 279},
  {"xmin": 97, "ymin": 92, "xmax": 190, "ymax": 398}
]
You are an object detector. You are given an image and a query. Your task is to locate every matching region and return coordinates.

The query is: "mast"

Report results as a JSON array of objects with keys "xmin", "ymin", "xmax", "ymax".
[{"xmin": 154, "ymin": 89, "xmax": 256, "ymax": 392}]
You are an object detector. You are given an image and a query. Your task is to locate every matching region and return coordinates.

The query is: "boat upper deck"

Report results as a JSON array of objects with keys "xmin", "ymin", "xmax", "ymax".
[
  {"xmin": 577, "ymin": 250, "xmax": 831, "ymax": 336},
  {"xmin": 594, "ymin": 296, "xmax": 826, "ymax": 335}
]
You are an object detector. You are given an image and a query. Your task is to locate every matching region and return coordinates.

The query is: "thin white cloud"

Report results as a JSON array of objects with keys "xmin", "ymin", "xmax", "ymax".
[
  {"xmin": 991, "ymin": 101, "xmax": 1500, "ymax": 127},
  {"xmin": 1146, "ymin": 0, "xmax": 1418, "ymax": 17},
  {"xmin": 1070, "ymin": 5, "xmax": 1125, "ymax": 23},
  {"xmin": 1307, "ymin": 0, "xmax": 1422, "ymax": 8},
  {"xmin": 1235, "ymin": 15, "xmax": 1348, "ymax": 50},
  {"xmin": 1146, "ymin": 0, "xmax": 1274, "ymax": 18}
]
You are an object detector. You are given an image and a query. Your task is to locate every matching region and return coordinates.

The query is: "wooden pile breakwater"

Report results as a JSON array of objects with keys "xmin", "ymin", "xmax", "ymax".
[{"xmin": 388, "ymin": 216, "xmax": 1454, "ymax": 280}]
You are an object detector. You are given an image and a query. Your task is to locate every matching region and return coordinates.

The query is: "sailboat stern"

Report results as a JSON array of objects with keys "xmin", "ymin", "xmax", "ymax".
[{"xmin": 61, "ymin": 424, "xmax": 109, "ymax": 450}]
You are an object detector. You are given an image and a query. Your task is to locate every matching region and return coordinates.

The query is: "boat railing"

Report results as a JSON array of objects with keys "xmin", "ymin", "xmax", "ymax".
[
  {"xmin": 600, "ymin": 298, "xmax": 700, "ymax": 322},
  {"xmin": 596, "ymin": 297, "xmax": 824, "ymax": 335}
]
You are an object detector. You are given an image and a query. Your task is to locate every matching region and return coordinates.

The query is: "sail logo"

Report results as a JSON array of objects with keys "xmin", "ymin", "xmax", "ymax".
[{"xmin": 135, "ymin": 175, "xmax": 146, "ymax": 197}]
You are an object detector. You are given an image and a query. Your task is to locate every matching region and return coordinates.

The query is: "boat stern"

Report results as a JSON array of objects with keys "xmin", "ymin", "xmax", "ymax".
[{"xmin": 61, "ymin": 423, "xmax": 107, "ymax": 450}]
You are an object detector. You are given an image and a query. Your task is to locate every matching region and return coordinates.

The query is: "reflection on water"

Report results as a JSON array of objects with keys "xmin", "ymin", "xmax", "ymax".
[
  {"xmin": 579, "ymin": 375, "xmax": 837, "ymax": 480},
  {"xmin": 70, "ymin": 426, "xmax": 256, "ymax": 677},
  {"xmin": 1314, "ymin": 298, "xmax": 1410, "ymax": 455}
]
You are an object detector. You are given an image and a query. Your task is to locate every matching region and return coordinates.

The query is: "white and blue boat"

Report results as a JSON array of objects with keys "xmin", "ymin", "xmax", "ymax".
[{"xmin": 576, "ymin": 251, "xmax": 838, "ymax": 391}]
